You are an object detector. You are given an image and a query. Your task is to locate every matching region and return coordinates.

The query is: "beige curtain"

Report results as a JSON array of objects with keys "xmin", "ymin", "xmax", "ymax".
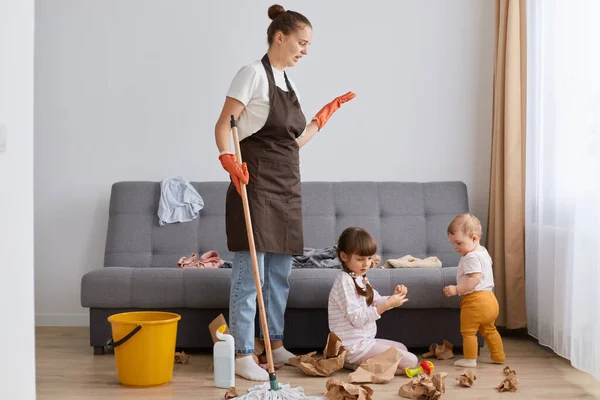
[{"xmin": 487, "ymin": 0, "xmax": 527, "ymax": 329}]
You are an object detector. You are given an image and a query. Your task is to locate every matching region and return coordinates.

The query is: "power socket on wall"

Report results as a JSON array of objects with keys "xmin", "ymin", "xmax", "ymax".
[{"xmin": 0, "ymin": 124, "xmax": 6, "ymax": 153}]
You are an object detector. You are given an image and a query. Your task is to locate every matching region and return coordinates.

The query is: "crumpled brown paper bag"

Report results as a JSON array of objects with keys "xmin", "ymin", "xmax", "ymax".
[
  {"xmin": 370, "ymin": 255, "xmax": 381, "ymax": 268},
  {"xmin": 325, "ymin": 378, "xmax": 374, "ymax": 400},
  {"xmin": 398, "ymin": 371, "xmax": 448, "ymax": 399},
  {"xmin": 431, "ymin": 373, "xmax": 447, "ymax": 393},
  {"xmin": 174, "ymin": 351, "xmax": 189, "ymax": 364},
  {"xmin": 456, "ymin": 369, "xmax": 476, "ymax": 387},
  {"xmin": 345, "ymin": 347, "xmax": 402, "ymax": 384},
  {"xmin": 422, "ymin": 340, "xmax": 454, "ymax": 360},
  {"xmin": 224, "ymin": 387, "xmax": 239, "ymax": 399},
  {"xmin": 289, "ymin": 332, "xmax": 347, "ymax": 377},
  {"xmin": 254, "ymin": 337, "xmax": 265, "ymax": 358},
  {"xmin": 497, "ymin": 366, "xmax": 518, "ymax": 392}
]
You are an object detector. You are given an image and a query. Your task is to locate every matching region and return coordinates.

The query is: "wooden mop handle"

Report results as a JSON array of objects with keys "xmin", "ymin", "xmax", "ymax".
[{"xmin": 229, "ymin": 115, "xmax": 276, "ymax": 375}]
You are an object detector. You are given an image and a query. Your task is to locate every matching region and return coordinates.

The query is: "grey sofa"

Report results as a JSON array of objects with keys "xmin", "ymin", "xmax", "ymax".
[{"xmin": 81, "ymin": 181, "xmax": 481, "ymax": 355}]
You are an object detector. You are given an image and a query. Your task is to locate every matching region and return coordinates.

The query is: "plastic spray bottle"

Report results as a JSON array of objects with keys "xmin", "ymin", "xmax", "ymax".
[{"xmin": 213, "ymin": 324, "xmax": 235, "ymax": 388}]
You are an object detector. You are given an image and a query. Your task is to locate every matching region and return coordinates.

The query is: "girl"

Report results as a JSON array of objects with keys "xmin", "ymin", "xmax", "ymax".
[{"xmin": 328, "ymin": 227, "xmax": 419, "ymax": 373}]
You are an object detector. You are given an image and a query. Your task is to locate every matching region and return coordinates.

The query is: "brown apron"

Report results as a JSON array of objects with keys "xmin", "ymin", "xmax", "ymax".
[{"xmin": 225, "ymin": 54, "xmax": 306, "ymax": 255}]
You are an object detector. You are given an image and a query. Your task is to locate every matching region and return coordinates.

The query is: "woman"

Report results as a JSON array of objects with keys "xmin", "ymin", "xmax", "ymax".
[{"xmin": 214, "ymin": 4, "xmax": 355, "ymax": 381}]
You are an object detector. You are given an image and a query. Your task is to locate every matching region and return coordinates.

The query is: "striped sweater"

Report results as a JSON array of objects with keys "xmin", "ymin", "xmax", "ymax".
[{"xmin": 327, "ymin": 271, "xmax": 389, "ymax": 363}]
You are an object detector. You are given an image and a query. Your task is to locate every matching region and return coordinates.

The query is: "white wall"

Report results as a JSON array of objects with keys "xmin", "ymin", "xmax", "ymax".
[
  {"xmin": 0, "ymin": 0, "xmax": 36, "ymax": 397},
  {"xmin": 34, "ymin": 0, "xmax": 494, "ymax": 325}
]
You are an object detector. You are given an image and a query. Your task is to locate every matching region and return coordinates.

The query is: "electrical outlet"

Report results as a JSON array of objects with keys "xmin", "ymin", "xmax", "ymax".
[{"xmin": 0, "ymin": 124, "xmax": 6, "ymax": 153}]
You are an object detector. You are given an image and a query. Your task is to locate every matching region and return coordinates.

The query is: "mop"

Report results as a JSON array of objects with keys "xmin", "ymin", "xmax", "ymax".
[{"xmin": 228, "ymin": 115, "xmax": 326, "ymax": 400}]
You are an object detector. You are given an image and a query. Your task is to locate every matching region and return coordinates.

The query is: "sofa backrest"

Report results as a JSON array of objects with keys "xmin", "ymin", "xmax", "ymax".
[{"xmin": 104, "ymin": 181, "xmax": 468, "ymax": 268}]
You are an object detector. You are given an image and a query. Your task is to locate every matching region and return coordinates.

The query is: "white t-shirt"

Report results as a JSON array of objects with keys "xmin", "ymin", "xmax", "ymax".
[
  {"xmin": 226, "ymin": 60, "xmax": 306, "ymax": 141},
  {"xmin": 456, "ymin": 248, "xmax": 495, "ymax": 295}
]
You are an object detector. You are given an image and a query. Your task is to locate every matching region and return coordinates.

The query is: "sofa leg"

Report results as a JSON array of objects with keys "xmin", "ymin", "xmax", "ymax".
[{"xmin": 94, "ymin": 346, "xmax": 105, "ymax": 355}]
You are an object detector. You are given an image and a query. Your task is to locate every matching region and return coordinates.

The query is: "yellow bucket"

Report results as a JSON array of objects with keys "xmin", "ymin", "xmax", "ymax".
[{"xmin": 107, "ymin": 311, "xmax": 181, "ymax": 387}]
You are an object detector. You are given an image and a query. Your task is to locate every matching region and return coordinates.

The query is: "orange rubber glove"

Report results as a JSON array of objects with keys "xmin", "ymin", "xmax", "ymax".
[
  {"xmin": 219, "ymin": 153, "xmax": 249, "ymax": 196},
  {"xmin": 312, "ymin": 91, "xmax": 356, "ymax": 131}
]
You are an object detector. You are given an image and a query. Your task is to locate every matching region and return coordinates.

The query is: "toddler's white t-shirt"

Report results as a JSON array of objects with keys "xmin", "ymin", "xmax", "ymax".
[
  {"xmin": 226, "ymin": 60, "xmax": 307, "ymax": 141},
  {"xmin": 456, "ymin": 248, "xmax": 495, "ymax": 295}
]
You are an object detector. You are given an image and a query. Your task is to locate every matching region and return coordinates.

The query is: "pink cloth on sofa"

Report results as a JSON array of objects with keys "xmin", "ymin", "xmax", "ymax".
[{"xmin": 177, "ymin": 251, "xmax": 224, "ymax": 268}]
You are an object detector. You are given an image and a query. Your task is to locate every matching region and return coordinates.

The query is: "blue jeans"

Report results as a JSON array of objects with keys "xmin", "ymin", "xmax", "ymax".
[{"xmin": 229, "ymin": 251, "xmax": 293, "ymax": 355}]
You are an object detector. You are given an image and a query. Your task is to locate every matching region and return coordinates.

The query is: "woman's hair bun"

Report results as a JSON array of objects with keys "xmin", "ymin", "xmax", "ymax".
[{"xmin": 268, "ymin": 4, "xmax": 285, "ymax": 20}]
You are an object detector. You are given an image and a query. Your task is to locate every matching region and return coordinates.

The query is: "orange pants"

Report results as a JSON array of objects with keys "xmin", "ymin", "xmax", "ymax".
[{"xmin": 460, "ymin": 290, "xmax": 505, "ymax": 361}]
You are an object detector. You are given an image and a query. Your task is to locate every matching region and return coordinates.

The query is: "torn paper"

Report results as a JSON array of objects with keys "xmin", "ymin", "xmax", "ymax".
[
  {"xmin": 398, "ymin": 371, "xmax": 448, "ymax": 400},
  {"xmin": 422, "ymin": 340, "xmax": 454, "ymax": 360},
  {"xmin": 224, "ymin": 387, "xmax": 239, "ymax": 399},
  {"xmin": 289, "ymin": 332, "xmax": 347, "ymax": 377},
  {"xmin": 208, "ymin": 314, "xmax": 230, "ymax": 344},
  {"xmin": 174, "ymin": 351, "xmax": 189, "ymax": 364},
  {"xmin": 456, "ymin": 369, "xmax": 476, "ymax": 387},
  {"xmin": 497, "ymin": 366, "xmax": 518, "ymax": 392},
  {"xmin": 431, "ymin": 373, "xmax": 446, "ymax": 394},
  {"xmin": 325, "ymin": 378, "xmax": 374, "ymax": 400},
  {"xmin": 345, "ymin": 347, "xmax": 402, "ymax": 384},
  {"xmin": 371, "ymin": 254, "xmax": 381, "ymax": 268},
  {"xmin": 254, "ymin": 337, "xmax": 265, "ymax": 358}
]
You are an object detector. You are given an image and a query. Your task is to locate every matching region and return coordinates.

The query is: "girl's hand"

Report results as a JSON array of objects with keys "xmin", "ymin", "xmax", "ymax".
[
  {"xmin": 394, "ymin": 285, "xmax": 408, "ymax": 297},
  {"xmin": 386, "ymin": 293, "xmax": 409, "ymax": 309},
  {"xmin": 443, "ymin": 285, "xmax": 458, "ymax": 297}
]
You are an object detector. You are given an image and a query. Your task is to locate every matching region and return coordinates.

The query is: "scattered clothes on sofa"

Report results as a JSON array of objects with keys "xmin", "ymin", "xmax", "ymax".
[
  {"xmin": 345, "ymin": 347, "xmax": 401, "ymax": 384},
  {"xmin": 422, "ymin": 340, "xmax": 454, "ymax": 360},
  {"xmin": 398, "ymin": 371, "xmax": 448, "ymax": 400},
  {"xmin": 174, "ymin": 351, "xmax": 189, "ymax": 364},
  {"xmin": 292, "ymin": 246, "xmax": 342, "ymax": 269},
  {"xmin": 497, "ymin": 366, "xmax": 518, "ymax": 392},
  {"xmin": 289, "ymin": 332, "xmax": 347, "ymax": 377},
  {"xmin": 158, "ymin": 176, "xmax": 204, "ymax": 226},
  {"xmin": 370, "ymin": 254, "xmax": 381, "ymax": 268},
  {"xmin": 177, "ymin": 251, "xmax": 225, "ymax": 268},
  {"xmin": 224, "ymin": 387, "xmax": 239, "ymax": 399},
  {"xmin": 325, "ymin": 378, "xmax": 374, "ymax": 400},
  {"xmin": 456, "ymin": 369, "xmax": 476, "ymax": 387},
  {"xmin": 384, "ymin": 255, "xmax": 442, "ymax": 269}
]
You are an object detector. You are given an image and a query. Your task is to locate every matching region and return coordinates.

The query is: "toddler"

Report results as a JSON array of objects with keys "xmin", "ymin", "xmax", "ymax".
[
  {"xmin": 328, "ymin": 227, "xmax": 418, "ymax": 373},
  {"xmin": 443, "ymin": 213, "xmax": 506, "ymax": 367}
]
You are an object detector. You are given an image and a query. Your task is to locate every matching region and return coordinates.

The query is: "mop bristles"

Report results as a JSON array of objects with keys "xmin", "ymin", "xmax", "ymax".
[{"xmin": 232, "ymin": 382, "xmax": 326, "ymax": 400}]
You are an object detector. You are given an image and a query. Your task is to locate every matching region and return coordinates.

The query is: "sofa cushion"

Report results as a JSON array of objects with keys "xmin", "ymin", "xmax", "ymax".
[
  {"xmin": 81, "ymin": 266, "xmax": 462, "ymax": 309},
  {"xmin": 288, "ymin": 268, "xmax": 461, "ymax": 309},
  {"xmin": 81, "ymin": 267, "xmax": 232, "ymax": 308}
]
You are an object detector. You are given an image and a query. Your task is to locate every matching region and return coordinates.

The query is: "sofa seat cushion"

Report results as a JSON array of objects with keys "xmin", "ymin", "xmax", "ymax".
[
  {"xmin": 80, "ymin": 267, "xmax": 232, "ymax": 308},
  {"xmin": 81, "ymin": 266, "xmax": 461, "ymax": 310},
  {"xmin": 287, "ymin": 268, "xmax": 461, "ymax": 309}
]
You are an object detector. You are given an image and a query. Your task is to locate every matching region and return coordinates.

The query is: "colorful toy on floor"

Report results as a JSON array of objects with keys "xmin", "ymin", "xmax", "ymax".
[{"xmin": 405, "ymin": 360, "xmax": 435, "ymax": 378}]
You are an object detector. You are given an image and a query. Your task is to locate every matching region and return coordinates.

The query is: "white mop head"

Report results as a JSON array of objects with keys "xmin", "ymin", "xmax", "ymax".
[{"xmin": 231, "ymin": 382, "xmax": 326, "ymax": 400}]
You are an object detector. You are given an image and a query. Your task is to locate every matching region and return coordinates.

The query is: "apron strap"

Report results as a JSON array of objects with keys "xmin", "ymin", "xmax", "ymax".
[{"xmin": 283, "ymin": 72, "xmax": 294, "ymax": 93}]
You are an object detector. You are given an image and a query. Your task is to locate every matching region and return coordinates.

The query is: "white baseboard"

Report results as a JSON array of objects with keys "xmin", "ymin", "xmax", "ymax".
[{"xmin": 36, "ymin": 314, "xmax": 88, "ymax": 326}]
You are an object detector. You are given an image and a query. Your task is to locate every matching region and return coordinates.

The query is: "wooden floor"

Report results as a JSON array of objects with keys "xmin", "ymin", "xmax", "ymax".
[{"xmin": 36, "ymin": 327, "xmax": 600, "ymax": 399}]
